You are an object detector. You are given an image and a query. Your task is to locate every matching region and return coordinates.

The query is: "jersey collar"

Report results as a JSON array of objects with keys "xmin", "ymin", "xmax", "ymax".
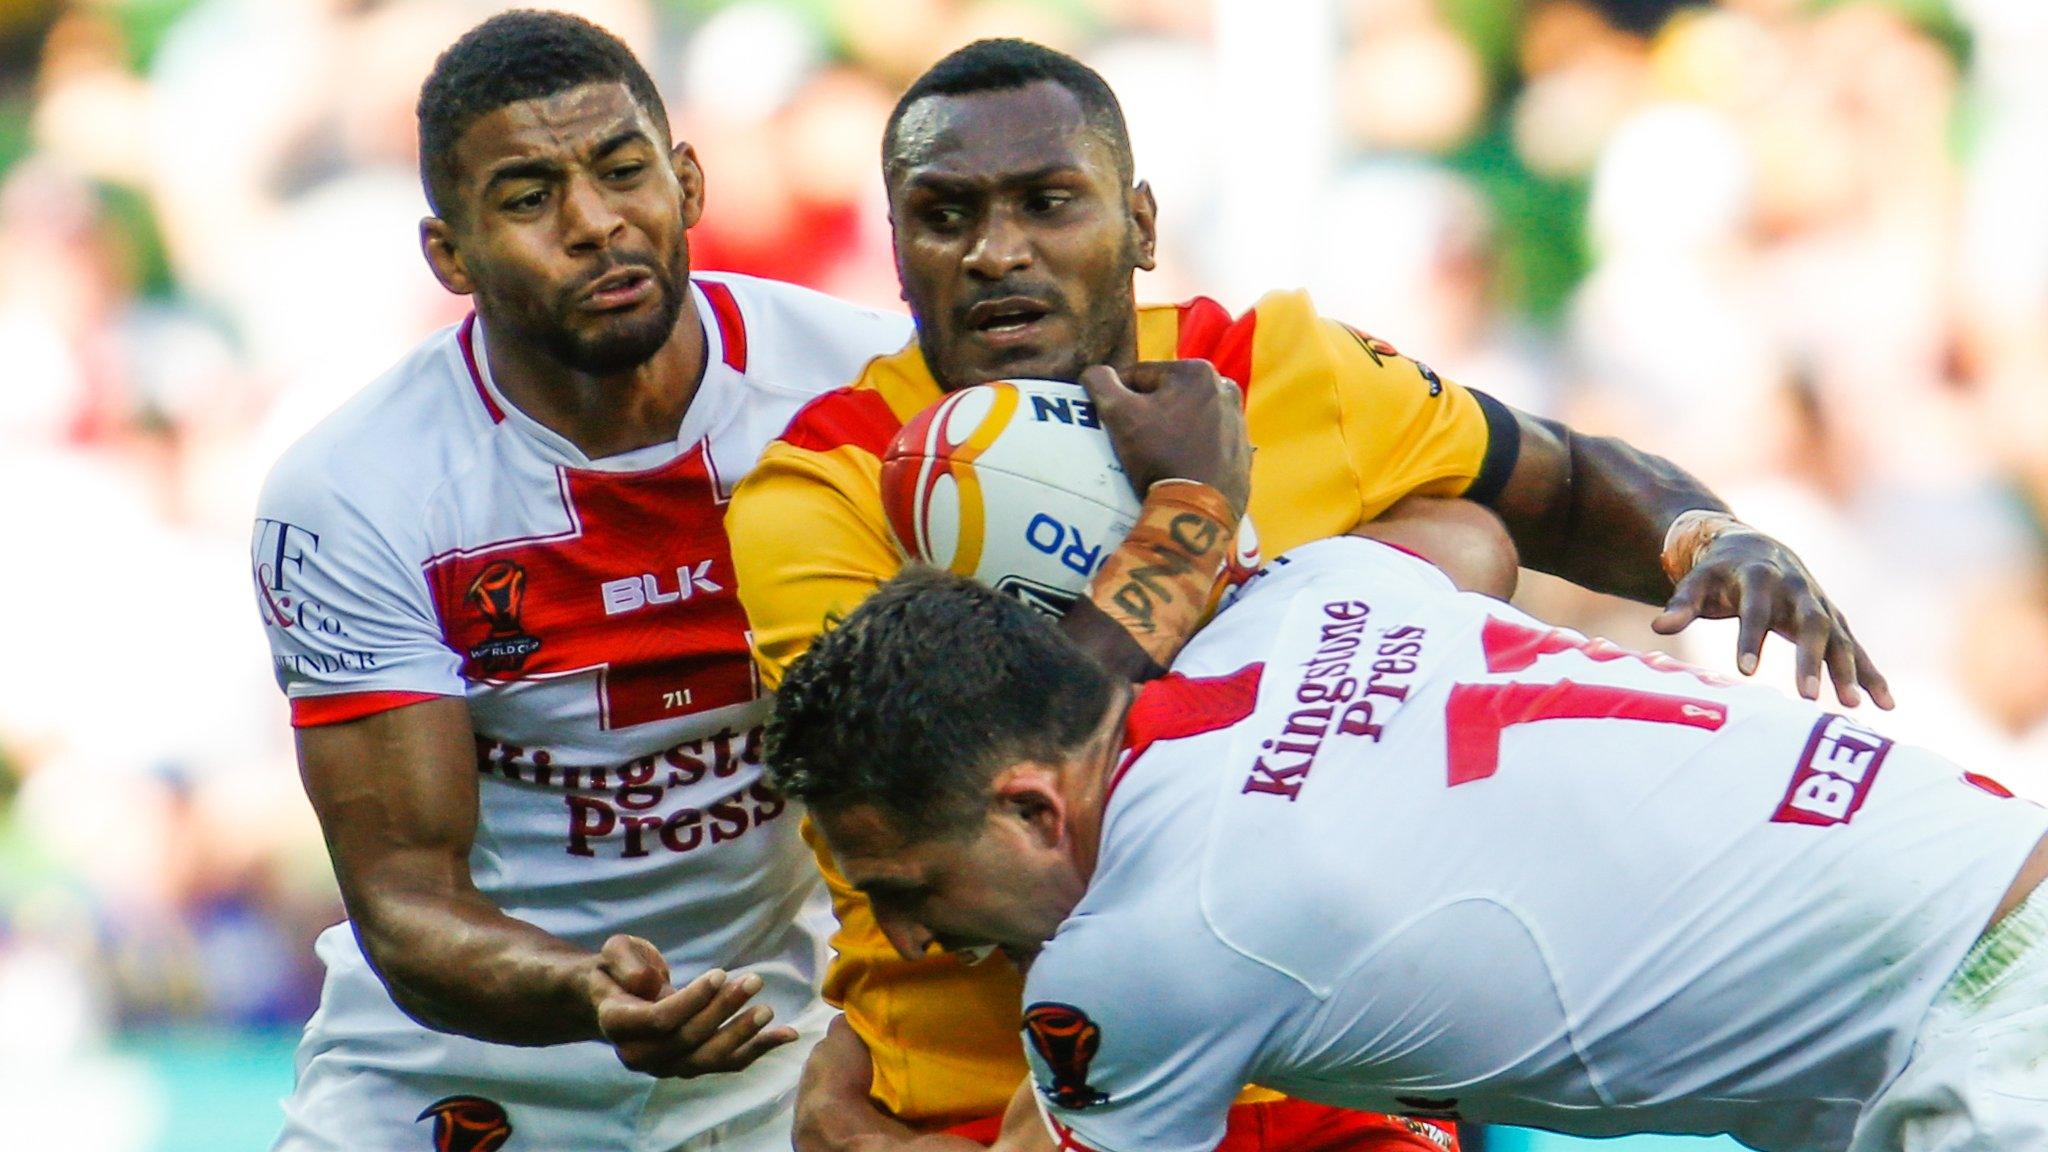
[{"xmin": 458, "ymin": 281, "xmax": 746, "ymax": 472}]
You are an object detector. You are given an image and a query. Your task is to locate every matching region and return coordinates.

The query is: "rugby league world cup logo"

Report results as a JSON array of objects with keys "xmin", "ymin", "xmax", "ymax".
[
  {"xmin": 1024, "ymin": 1002, "xmax": 1111, "ymax": 1109},
  {"xmin": 465, "ymin": 559, "xmax": 542, "ymax": 674},
  {"xmin": 417, "ymin": 1095, "xmax": 513, "ymax": 1152}
]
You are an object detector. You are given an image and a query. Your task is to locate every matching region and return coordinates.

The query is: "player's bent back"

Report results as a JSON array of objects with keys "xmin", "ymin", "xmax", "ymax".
[{"xmin": 1023, "ymin": 537, "xmax": 2048, "ymax": 1152}]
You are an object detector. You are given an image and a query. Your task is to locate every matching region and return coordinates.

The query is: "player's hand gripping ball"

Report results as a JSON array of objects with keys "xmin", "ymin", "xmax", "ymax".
[{"xmin": 882, "ymin": 379, "xmax": 1143, "ymax": 618}]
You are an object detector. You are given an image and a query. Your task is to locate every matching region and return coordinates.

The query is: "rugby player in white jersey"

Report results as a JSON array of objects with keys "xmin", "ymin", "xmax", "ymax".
[
  {"xmin": 249, "ymin": 11, "xmax": 1247, "ymax": 1151},
  {"xmin": 249, "ymin": 12, "xmax": 898, "ymax": 1149},
  {"xmin": 767, "ymin": 511, "xmax": 2048, "ymax": 1152}
]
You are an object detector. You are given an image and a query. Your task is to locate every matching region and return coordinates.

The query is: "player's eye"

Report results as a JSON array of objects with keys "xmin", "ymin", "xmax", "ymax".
[
  {"xmin": 502, "ymin": 188, "xmax": 548, "ymax": 213},
  {"xmin": 606, "ymin": 163, "xmax": 645, "ymax": 182},
  {"xmin": 922, "ymin": 204, "xmax": 969, "ymax": 231},
  {"xmin": 1025, "ymin": 191, "xmax": 1072, "ymax": 214}
]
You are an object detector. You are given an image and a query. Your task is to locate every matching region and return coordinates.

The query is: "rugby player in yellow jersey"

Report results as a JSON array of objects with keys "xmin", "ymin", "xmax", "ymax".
[{"xmin": 726, "ymin": 38, "xmax": 1892, "ymax": 1152}]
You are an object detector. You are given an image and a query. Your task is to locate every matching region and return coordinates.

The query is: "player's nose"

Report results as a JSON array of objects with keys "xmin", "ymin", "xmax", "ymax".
[
  {"xmin": 962, "ymin": 209, "xmax": 1032, "ymax": 281},
  {"xmin": 876, "ymin": 913, "xmax": 937, "ymax": 962},
  {"xmin": 562, "ymin": 172, "xmax": 626, "ymax": 252}
]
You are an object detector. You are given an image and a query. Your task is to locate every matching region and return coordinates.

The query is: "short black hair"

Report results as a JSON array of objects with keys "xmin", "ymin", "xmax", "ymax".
[
  {"xmin": 882, "ymin": 38, "xmax": 1134, "ymax": 185},
  {"xmin": 416, "ymin": 9, "xmax": 669, "ymax": 220},
  {"xmin": 766, "ymin": 567, "xmax": 1119, "ymax": 839}
]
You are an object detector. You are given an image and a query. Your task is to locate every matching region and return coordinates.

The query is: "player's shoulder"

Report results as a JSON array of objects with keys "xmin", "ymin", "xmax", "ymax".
[
  {"xmin": 1142, "ymin": 290, "xmax": 1340, "ymax": 388},
  {"xmin": 1145, "ymin": 288, "xmax": 1319, "ymax": 337},
  {"xmin": 765, "ymin": 382, "xmax": 904, "ymax": 464},
  {"xmin": 757, "ymin": 327, "xmax": 938, "ymax": 462},
  {"xmin": 692, "ymin": 271, "xmax": 912, "ymax": 396},
  {"xmin": 258, "ymin": 322, "xmax": 488, "ymax": 526},
  {"xmin": 1190, "ymin": 538, "xmax": 1454, "ymax": 672},
  {"xmin": 1234, "ymin": 536, "xmax": 1453, "ymax": 604},
  {"xmin": 1029, "ymin": 883, "xmax": 1278, "ymax": 1045}
]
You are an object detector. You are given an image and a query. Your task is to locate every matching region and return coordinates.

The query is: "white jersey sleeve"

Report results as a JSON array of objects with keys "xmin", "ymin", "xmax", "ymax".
[
  {"xmin": 252, "ymin": 425, "xmax": 463, "ymax": 717},
  {"xmin": 1021, "ymin": 916, "xmax": 1262, "ymax": 1152}
]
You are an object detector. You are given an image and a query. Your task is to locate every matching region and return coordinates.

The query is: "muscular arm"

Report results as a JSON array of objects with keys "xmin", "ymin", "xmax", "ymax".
[
  {"xmin": 297, "ymin": 697, "xmax": 789, "ymax": 1066},
  {"xmin": 796, "ymin": 1016, "xmax": 1048, "ymax": 1152},
  {"xmin": 1488, "ymin": 412, "xmax": 1716, "ymax": 604},
  {"xmin": 1486, "ymin": 408, "xmax": 1889, "ymax": 707},
  {"xmin": 988, "ymin": 1075, "xmax": 1058, "ymax": 1152},
  {"xmin": 1060, "ymin": 362, "xmax": 1253, "ymax": 681},
  {"xmin": 796, "ymin": 1017, "xmax": 992, "ymax": 1152},
  {"xmin": 298, "ymin": 697, "xmax": 604, "ymax": 1044},
  {"xmin": 1353, "ymin": 495, "xmax": 1519, "ymax": 599}
]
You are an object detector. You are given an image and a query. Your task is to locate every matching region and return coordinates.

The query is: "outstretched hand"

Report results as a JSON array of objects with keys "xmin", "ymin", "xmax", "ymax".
[
  {"xmin": 1651, "ymin": 528, "xmax": 1892, "ymax": 710},
  {"xmin": 589, "ymin": 934, "xmax": 799, "ymax": 1078},
  {"xmin": 1078, "ymin": 361, "xmax": 1251, "ymax": 518}
]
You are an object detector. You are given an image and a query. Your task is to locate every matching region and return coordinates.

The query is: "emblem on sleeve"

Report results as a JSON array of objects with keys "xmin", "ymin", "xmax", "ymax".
[
  {"xmin": 1341, "ymin": 325, "xmax": 1400, "ymax": 366},
  {"xmin": 1024, "ymin": 1002, "xmax": 1111, "ymax": 1109},
  {"xmin": 417, "ymin": 1094, "xmax": 513, "ymax": 1152},
  {"xmin": 465, "ymin": 560, "xmax": 543, "ymax": 674}
]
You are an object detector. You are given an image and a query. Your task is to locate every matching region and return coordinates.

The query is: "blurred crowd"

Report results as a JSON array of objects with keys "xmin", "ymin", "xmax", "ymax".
[{"xmin": 4, "ymin": 0, "xmax": 2048, "ymax": 1141}]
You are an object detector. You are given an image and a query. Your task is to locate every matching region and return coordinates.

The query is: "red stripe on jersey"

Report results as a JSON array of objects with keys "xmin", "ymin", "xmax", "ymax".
[
  {"xmin": 1223, "ymin": 1100, "xmax": 1461, "ymax": 1152},
  {"xmin": 954, "ymin": 1099, "xmax": 1459, "ymax": 1152},
  {"xmin": 945, "ymin": 1116, "xmax": 1006, "ymax": 1146},
  {"xmin": 1046, "ymin": 1117, "xmax": 1101, "ymax": 1152},
  {"xmin": 290, "ymin": 690, "xmax": 445, "ymax": 728},
  {"xmin": 699, "ymin": 279, "xmax": 748, "ymax": 372},
  {"xmin": 1174, "ymin": 297, "xmax": 1234, "ymax": 357},
  {"xmin": 458, "ymin": 314, "xmax": 506, "ymax": 424},
  {"xmin": 1175, "ymin": 297, "xmax": 1256, "ymax": 398},
  {"xmin": 1110, "ymin": 662, "xmax": 1264, "ymax": 799},
  {"xmin": 1965, "ymin": 771, "xmax": 2016, "ymax": 799},
  {"xmin": 778, "ymin": 387, "xmax": 903, "ymax": 457}
]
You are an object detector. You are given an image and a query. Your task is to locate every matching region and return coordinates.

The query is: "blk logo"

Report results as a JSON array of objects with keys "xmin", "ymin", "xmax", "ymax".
[{"xmin": 601, "ymin": 561, "xmax": 724, "ymax": 616}]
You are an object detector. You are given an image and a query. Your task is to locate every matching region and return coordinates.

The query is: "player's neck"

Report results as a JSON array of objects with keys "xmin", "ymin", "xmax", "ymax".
[
  {"xmin": 481, "ymin": 307, "xmax": 710, "ymax": 461},
  {"xmin": 1063, "ymin": 684, "xmax": 1134, "ymax": 884}
]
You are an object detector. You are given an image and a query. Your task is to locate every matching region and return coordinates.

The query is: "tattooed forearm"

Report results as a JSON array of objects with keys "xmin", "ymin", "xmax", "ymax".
[{"xmin": 1089, "ymin": 485, "xmax": 1236, "ymax": 667}]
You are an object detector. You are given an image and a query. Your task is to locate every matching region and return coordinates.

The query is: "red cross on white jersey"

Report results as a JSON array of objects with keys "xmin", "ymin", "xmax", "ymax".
[{"xmin": 424, "ymin": 445, "xmax": 759, "ymax": 730}]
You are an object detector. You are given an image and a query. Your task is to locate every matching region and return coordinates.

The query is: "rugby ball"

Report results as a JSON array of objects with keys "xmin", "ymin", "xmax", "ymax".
[{"xmin": 882, "ymin": 379, "xmax": 1140, "ymax": 617}]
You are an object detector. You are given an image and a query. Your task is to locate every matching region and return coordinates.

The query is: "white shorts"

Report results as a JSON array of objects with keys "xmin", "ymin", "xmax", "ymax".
[
  {"xmin": 274, "ymin": 930, "xmax": 831, "ymax": 1152},
  {"xmin": 1850, "ymin": 881, "xmax": 2048, "ymax": 1152}
]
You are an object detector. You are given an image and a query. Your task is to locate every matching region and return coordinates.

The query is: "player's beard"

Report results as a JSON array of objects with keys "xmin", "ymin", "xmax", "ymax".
[{"xmin": 546, "ymin": 243, "xmax": 689, "ymax": 375}]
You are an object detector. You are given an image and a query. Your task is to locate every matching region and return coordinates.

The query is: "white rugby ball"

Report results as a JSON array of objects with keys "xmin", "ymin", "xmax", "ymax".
[{"xmin": 882, "ymin": 379, "xmax": 1140, "ymax": 617}]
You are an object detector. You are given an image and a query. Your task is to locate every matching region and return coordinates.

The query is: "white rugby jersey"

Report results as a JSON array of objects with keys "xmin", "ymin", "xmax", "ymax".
[
  {"xmin": 252, "ymin": 274, "xmax": 910, "ymax": 1107},
  {"xmin": 1023, "ymin": 537, "xmax": 2048, "ymax": 1152}
]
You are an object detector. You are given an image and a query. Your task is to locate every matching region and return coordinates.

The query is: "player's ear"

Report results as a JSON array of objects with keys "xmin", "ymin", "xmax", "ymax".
[
  {"xmin": 421, "ymin": 217, "xmax": 475, "ymax": 296},
  {"xmin": 995, "ymin": 771, "xmax": 1070, "ymax": 850},
  {"xmin": 1130, "ymin": 181, "xmax": 1158, "ymax": 273},
  {"xmin": 672, "ymin": 141, "xmax": 705, "ymax": 229}
]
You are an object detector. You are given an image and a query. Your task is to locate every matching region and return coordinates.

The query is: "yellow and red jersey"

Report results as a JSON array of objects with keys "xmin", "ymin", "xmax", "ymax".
[{"xmin": 727, "ymin": 288, "xmax": 1517, "ymax": 1126}]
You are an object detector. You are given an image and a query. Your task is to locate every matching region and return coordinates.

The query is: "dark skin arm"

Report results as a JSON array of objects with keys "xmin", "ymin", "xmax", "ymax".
[
  {"xmin": 297, "ymin": 696, "xmax": 793, "ymax": 1073},
  {"xmin": 1489, "ymin": 411, "xmax": 1892, "ymax": 709},
  {"xmin": 795, "ymin": 1016, "xmax": 991, "ymax": 1152},
  {"xmin": 1040, "ymin": 360, "xmax": 1886, "ymax": 709},
  {"xmin": 1057, "ymin": 360, "xmax": 1252, "ymax": 680},
  {"xmin": 1352, "ymin": 495, "xmax": 1520, "ymax": 600}
]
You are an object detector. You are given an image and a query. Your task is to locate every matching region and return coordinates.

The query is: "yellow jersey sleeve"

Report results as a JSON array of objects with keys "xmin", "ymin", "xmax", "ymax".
[
  {"xmin": 729, "ymin": 439, "xmax": 896, "ymax": 692},
  {"xmin": 1228, "ymin": 289, "xmax": 1519, "ymax": 557}
]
